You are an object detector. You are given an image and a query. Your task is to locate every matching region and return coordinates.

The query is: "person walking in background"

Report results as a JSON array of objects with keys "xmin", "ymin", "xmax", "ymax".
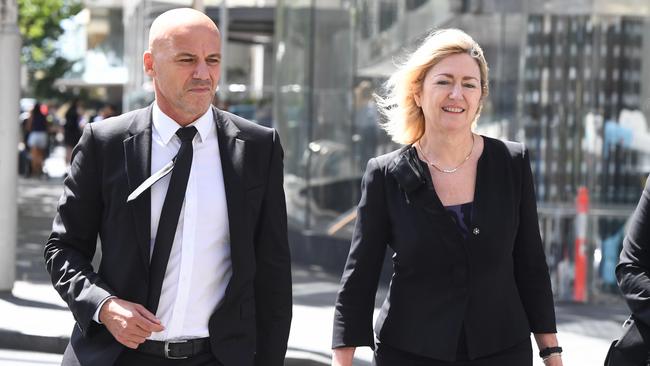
[
  {"xmin": 63, "ymin": 99, "xmax": 82, "ymax": 163},
  {"xmin": 331, "ymin": 29, "xmax": 562, "ymax": 366},
  {"xmin": 353, "ymin": 80, "xmax": 379, "ymax": 166},
  {"xmin": 26, "ymin": 101, "xmax": 49, "ymax": 177},
  {"xmin": 45, "ymin": 8, "xmax": 291, "ymax": 366},
  {"xmin": 91, "ymin": 103, "xmax": 117, "ymax": 123}
]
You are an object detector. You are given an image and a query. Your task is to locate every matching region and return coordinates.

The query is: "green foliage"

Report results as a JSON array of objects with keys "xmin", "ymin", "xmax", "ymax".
[{"xmin": 18, "ymin": 0, "xmax": 82, "ymax": 100}]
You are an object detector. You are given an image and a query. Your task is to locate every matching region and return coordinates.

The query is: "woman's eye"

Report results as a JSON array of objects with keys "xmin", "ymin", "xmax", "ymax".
[
  {"xmin": 436, "ymin": 80, "xmax": 450, "ymax": 85},
  {"xmin": 464, "ymin": 83, "xmax": 477, "ymax": 88}
]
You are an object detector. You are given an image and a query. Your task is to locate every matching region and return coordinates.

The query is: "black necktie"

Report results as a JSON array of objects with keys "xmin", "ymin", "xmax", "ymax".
[{"xmin": 146, "ymin": 126, "xmax": 198, "ymax": 313}]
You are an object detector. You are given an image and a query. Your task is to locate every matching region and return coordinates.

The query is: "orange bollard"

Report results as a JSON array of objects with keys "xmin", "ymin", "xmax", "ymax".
[{"xmin": 574, "ymin": 186, "xmax": 589, "ymax": 302}]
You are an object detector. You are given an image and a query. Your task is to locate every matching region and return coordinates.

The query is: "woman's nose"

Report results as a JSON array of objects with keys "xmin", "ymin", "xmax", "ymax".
[{"xmin": 449, "ymin": 83, "xmax": 463, "ymax": 99}]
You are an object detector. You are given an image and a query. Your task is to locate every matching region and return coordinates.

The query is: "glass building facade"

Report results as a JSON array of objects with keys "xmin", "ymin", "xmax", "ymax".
[{"xmin": 273, "ymin": 0, "xmax": 650, "ymax": 302}]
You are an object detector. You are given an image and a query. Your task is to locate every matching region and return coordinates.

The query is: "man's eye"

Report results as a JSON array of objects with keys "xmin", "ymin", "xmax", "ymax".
[
  {"xmin": 179, "ymin": 59, "xmax": 193, "ymax": 63},
  {"xmin": 207, "ymin": 59, "xmax": 220, "ymax": 64}
]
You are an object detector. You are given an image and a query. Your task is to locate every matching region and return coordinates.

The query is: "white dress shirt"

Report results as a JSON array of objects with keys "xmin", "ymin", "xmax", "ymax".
[
  {"xmin": 148, "ymin": 103, "xmax": 231, "ymax": 340},
  {"xmin": 93, "ymin": 103, "xmax": 232, "ymax": 340}
]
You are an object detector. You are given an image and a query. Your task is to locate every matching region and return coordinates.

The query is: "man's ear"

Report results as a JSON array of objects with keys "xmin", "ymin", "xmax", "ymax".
[{"xmin": 143, "ymin": 51, "xmax": 155, "ymax": 77}]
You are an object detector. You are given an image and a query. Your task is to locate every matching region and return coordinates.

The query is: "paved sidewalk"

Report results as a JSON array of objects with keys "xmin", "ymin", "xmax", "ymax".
[{"xmin": 0, "ymin": 177, "xmax": 631, "ymax": 365}]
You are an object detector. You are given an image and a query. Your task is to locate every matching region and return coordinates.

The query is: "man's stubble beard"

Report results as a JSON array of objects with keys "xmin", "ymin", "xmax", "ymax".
[{"xmin": 176, "ymin": 92, "xmax": 213, "ymax": 116}]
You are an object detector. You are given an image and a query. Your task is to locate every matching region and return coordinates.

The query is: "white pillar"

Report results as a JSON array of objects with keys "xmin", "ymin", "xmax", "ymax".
[
  {"xmin": 251, "ymin": 44, "xmax": 264, "ymax": 100},
  {"xmin": 218, "ymin": 0, "xmax": 228, "ymax": 103},
  {"xmin": 192, "ymin": 0, "xmax": 205, "ymax": 13},
  {"xmin": 0, "ymin": 0, "xmax": 21, "ymax": 291}
]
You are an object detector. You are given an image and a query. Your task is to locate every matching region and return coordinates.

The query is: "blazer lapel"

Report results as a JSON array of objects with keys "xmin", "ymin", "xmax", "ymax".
[
  {"xmin": 214, "ymin": 108, "xmax": 246, "ymax": 284},
  {"xmin": 388, "ymin": 146, "xmax": 441, "ymax": 214},
  {"xmin": 389, "ymin": 145, "xmax": 464, "ymax": 252},
  {"xmin": 123, "ymin": 105, "xmax": 153, "ymax": 271}
]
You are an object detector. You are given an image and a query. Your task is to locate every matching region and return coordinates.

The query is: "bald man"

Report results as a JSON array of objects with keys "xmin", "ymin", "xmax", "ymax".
[{"xmin": 45, "ymin": 8, "xmax": 292, "ymax": 366}]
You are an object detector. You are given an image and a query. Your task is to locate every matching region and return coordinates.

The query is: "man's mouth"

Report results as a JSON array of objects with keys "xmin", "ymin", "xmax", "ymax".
[{"xmin": 189, "ymin": 87, "xmax": 211, "ymax": 93}]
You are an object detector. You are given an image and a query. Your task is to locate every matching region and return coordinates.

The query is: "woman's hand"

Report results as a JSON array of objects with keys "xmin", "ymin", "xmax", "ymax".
[
  {"xmin": 332, "ymin": 347, "xmax": 355, "ymax": 366},
  {"xmin": 534, "ymin": 333, "xmax": 562, "ymax": 366},
  {"xmin": 543, "ymin": 354, "xmax": 563, "ymax": 366}
]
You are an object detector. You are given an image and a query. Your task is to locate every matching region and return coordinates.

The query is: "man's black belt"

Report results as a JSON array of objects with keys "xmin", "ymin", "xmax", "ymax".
[{"xmin": 137, "ymin": 338, "xmax": 211, "ymax": 359}]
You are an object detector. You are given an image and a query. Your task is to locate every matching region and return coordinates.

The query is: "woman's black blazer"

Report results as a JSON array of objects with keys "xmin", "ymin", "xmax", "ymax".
[
  {"xmin": 332, "ymin": 136, "xmax": 556, "ymax": 361},
  {"xmin": 617, "ymin": 176, "xmax": 650, "ymax": 334}
]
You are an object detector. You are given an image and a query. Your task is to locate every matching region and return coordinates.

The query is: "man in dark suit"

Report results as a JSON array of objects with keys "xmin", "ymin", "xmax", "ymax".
[{"xmin": 44, "ymin": 8, "xmax": 292, "ymax": 366}]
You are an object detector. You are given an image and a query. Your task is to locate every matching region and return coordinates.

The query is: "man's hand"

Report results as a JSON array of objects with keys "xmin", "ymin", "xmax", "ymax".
[{"xmin": 99, "ymin": 298, "xmax": 164, "ymax": 349}]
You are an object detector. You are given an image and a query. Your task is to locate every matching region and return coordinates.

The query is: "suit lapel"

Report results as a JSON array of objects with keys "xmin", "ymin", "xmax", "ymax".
[
  {"xmin": 123, "ymin": 105, "xmax": 153, "ymax": 271},
  {"xmin": 214, "ymin": 108, "xmax": 246, "ymax": 284},
  {"xmin": 389, "ymin": 146, "xmax": 463, "ymax": 251},
  {"xmin": 389, "ymin": 146, "xmax": 441, "ymax": 214}
]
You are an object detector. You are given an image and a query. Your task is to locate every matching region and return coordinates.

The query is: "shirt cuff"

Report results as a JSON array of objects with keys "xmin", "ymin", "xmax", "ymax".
[{"xmin": 93, "ymin": 296, "xmax": 117, "ymax": 324}]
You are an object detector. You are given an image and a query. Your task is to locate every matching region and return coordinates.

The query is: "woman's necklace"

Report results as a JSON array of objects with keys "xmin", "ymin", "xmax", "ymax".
[{"xmin": 417, "ymin": 134, "xmax": 475, "ymax": 174}]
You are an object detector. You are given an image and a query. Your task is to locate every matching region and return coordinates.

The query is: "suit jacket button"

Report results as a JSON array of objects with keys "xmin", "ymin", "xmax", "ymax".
[{"xmin": 472, "ymin": 227, "xmax": 480, "ymax": 235}]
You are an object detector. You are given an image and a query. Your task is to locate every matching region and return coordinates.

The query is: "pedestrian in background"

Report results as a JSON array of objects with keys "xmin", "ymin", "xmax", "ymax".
[
  {"xmin": 63, "ymin": 98, "xmax": 82, "ymax": 163},
  {"xmin": 45, "ymin": 8, "xmax": 291, "ymax": 366},
  {"xmin": 91, "ymin": 103, "xmax": 117, "ymax": 123},
  {"xmin": 331, "ymin": 29, "xmax": 562, "ymax": 366},
  {"xmin": 353, "ymin": 80, "xmax": 379, "ymax": 167},
  {"xmin": 26, "ymin": 101, "xmax": 49, "ymax": 177}
]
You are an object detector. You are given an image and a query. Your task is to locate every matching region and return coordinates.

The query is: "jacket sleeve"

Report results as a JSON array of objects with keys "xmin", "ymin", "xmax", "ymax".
[
  {"xmin": 512, "ymin": 147, "xmax": 557, "ymax": 333},
  {"xmin": 332, "ymin": 158, "xmax": 390, "ymax": 349},
  {"xmin": 617, "ymin": 176, "xmax": 650, "ymax": 327},
  {"xmin": 253, "ymin": 130, "xmax": 292, "ymax": 366},
  {"xmin": 44, "ymin": 123, "xmax": 114, "ymax": 336}
]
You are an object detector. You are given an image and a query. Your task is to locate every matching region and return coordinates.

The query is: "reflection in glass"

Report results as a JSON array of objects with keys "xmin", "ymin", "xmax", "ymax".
[{"xmin": 275, "ymin": 0, "xmax": 650, "ymax": 301}]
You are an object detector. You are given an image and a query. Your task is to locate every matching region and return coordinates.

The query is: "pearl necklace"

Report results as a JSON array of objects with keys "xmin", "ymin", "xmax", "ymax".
[{"xmin": 416, "ymin": 134, "xmax": 475, "ymax": 174}]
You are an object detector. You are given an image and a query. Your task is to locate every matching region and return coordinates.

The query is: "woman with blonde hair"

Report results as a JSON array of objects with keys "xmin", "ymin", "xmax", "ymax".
[{"xmin": 331, "ymin": 29, "xmax": 562, "ymax": 366}]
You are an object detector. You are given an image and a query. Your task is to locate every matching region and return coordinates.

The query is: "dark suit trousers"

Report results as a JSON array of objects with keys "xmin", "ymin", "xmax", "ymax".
[
  {"xmin": 115, "ymin": 348, "xmax": 222, "ymax": 366},
  {"xmin": 373, "ymin": 338, "xmax": 532, "ymax": 366}
]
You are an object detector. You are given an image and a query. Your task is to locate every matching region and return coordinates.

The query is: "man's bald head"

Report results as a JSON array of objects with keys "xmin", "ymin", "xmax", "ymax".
[
  {"xmin": 143, "ymin": 7, "xmax": 222, "ymax": 126},
  {"xmin": 148, "ymin": 8, "xmax": 220, "ymax": 52}
]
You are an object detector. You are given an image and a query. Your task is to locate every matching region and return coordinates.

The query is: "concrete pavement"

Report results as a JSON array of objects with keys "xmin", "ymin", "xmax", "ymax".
[
  {"xmin": 0, "ymin": 349, "xmax": 63, "ymax": 366},
  {"xmin": 0, "ymin": 177, "xmax": 630, "ymax": 365}
]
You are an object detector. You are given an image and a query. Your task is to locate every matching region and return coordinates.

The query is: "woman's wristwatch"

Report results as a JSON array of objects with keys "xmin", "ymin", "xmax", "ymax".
[{"xmin": 539, "ymin": 346, "xmax": 563, "ymax": 362}]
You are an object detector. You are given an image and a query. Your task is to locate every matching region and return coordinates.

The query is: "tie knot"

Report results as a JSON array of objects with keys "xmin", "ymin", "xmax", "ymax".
[{"xmin": 176, "ymin": 126, "xmax": 198, "ymax": 143}]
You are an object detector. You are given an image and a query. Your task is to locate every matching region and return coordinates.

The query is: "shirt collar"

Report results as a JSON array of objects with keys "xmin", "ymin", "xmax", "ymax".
[{"xmin": 152, "ymin": 102, "xmax": 214, "ymax": 145}]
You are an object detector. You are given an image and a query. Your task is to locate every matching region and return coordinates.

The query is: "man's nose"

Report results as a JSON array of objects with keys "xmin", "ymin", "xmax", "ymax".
[{"xmin": 193, "ymin": 61, "xmax": 210, "ymax": 79}]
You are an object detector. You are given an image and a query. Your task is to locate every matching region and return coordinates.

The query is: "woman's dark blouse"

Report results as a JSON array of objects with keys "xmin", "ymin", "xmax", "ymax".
[{"xmin": 445, "ymin": 201, "xmax": 474, "ymax": 359}]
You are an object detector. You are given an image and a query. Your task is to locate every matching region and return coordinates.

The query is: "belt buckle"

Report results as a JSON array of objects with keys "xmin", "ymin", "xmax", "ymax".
[{"xmin": 164, "ymin": 340, "xmax": 189, "ymax": 360}]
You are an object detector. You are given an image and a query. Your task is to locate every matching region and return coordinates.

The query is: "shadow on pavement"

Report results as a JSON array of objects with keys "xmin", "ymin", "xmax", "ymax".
[
  {"xmin": 16, "ymin": 178, "xmax": 64, "ymax": 285},
  {"xmin": 0, "ymin": 291, "xmax": 67, "ymax": 311},
  {"xmin": 292, "ymin": 265, "xmax": 387, "ymax": 309}
]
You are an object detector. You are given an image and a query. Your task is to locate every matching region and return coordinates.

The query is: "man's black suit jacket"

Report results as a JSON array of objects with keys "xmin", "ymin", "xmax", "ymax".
[
  {"xmin": 332, "ymin": 136, "xmax": 556, "ymax": 361},
  {"xmin": 44, "ymin": 105, "xmax": 292, "ymax": 366}
]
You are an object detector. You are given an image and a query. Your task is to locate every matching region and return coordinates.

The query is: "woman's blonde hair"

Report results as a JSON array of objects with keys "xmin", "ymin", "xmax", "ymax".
[{"xmin": 376, "ymin": 28, "xmax": 489, "ymax": 145}]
